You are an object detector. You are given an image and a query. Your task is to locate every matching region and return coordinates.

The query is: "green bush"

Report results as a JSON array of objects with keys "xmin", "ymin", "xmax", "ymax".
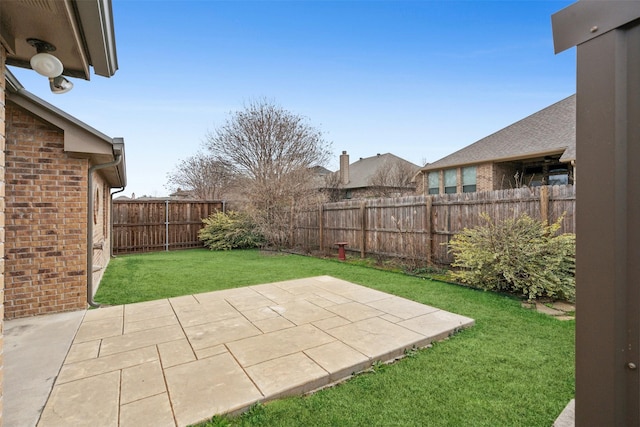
[
  {"xmin": 198, "ymin": 211, "xmax": 265, "ymax": 251},
  {"xmin": 447, "ymin": 213, "xmax": 575, "ymax": 301}
]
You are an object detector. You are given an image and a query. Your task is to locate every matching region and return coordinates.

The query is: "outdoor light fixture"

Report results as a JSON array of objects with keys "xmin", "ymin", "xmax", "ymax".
[
  {"xmin": 49, "ymin": 75, "xmax": 73, "ymax": 94},
  {"xmin": 27, "ymin": 38, "xmax": 73, "ymax": 94}
]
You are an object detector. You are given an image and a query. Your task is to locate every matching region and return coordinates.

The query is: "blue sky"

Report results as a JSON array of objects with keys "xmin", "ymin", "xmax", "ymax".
[{"xmin": 9, "ymin": 0, "xmax": 576, "ymax": 198}]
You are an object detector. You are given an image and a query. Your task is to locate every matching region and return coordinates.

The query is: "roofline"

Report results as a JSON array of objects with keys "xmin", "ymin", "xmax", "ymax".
[
  {"xmin": 6, "ymin": 69, "xmax": 113, "ymax": 143},
  {"xmin": 74, "ymin": 0, "xmax": 119, "ymax": 77},
  {"xmin": 5, "ymin": 68, "xmax": 23, "ymax": 93},
  {"xmin": 350, "ymin": 152, "xmax": 421, "ymax": 168},
  {"xmin": 1, "ymin": 0, "xmax": 118, "ymax": 79},
  {"xmin": 418, "ymin": 148, "xmax": 570, "ymax": 172},
  {"xmin": 111, "ymin": 138, "xmax": 127, "ymax": 187},
  {"xmin": 5, "ymin": 68, "xmax": 126, "ymax": 187},
  {"xmin": 419, "ymin": 95, "xmax": 576, "ymax": 173}
]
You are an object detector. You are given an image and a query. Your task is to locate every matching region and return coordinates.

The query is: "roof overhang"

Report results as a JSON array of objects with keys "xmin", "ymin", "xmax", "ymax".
[
  {"xmin": 486, "ymin": 149, "xmax": 569, "ymax": 165},
  {"xmin": 418, "ymin": 148, "xmax": 570, "ymax": 173},
  {"xmin": 0, "ymin": 0, "xmax": 118, "ymax": 79},
  {"xmin": 6, "ymin": 70, "xmax": 126, "ymax": 188}
]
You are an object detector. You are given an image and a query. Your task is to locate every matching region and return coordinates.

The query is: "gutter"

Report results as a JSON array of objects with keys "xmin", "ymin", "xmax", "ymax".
[
  {"xmin": 110, "ymin": 187, "xmax": 126, "ymax": 257},
  {"xmin": 87, "ymin": 152, "xmax": 123, "ymax": 308},
  {"xmin": 73, "ymin": 0, "xmax": 119, "ymax": 77}
]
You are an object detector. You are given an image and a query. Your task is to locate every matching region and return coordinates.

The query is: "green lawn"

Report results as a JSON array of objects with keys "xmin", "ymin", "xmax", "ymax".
[{"xmin": 96, "ymin": 249, "xmax": 574, "ymax": 427}]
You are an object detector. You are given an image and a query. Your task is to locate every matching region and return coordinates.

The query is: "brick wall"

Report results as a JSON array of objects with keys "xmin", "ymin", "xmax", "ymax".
[
  {"xmin": 4, "ymin": 102, "xmax": 88, "ymax": 319},
  {"xmin": 476, "ymin": 163, "xmax": 493, "ymax": 192},
  {"xmin": 91, "ymin": 177, "xmax": 110, "ymax": 296},
  {"xmin": 492, "ymin": 162, "xmax": 518, "ymax": 190},
  {"xmin": 421, "ymin": 163, "xmax": 508, "ymax": 194},
  {"xmin": 1, "ymin": 42, "xmax": 7, "ymax": 426}
]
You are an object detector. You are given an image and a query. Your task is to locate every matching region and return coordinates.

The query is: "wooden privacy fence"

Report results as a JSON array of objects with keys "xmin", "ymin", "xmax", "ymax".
[
  {"xmin": 293, "ymin": 185, "xmax": 575, "ymax": 265},
  {"xmin": 112, "ymin": 200, "xmax": 224, "ymax": 254}
]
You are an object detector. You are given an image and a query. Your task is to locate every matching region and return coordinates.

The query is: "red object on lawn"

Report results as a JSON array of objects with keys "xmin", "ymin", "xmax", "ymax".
[{"xmin": 335, "ymin": 242, "xmax": 348, "ymax": 261}]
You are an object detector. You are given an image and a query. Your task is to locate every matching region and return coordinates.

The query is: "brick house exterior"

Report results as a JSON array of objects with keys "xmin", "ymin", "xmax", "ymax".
[
  {"xmin": 416, "ymin": 95, "xmax": 576, "ymax": 195},
  {"xmin": 0, "ymin": 43, "xmax": 7, "ymax": 422},
  {"xmin": 1, "ymin": 1, "xmax": 119, "ymax": 420},
  {"xmin": 4, "ymin": 75, "xmax": 125, "ymax": 319},
  {"xmin": 5, "ymin": 104, "xmax": 88, "ymax": 317}
]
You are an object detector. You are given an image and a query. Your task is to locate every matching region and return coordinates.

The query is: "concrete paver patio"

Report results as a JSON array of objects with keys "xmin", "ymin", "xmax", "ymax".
[{"xmin": 37, "ymin": 276, "xmax": 474, "ymax": 427}]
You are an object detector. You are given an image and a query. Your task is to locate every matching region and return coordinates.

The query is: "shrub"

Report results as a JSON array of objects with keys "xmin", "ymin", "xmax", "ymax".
[
  {"xmin": 447, "ymin": 213, "xmax": 575, "ymax": 301},
  {"xmin": 198, "ymin": 211, "xmax": 265, "ymax": 250}
]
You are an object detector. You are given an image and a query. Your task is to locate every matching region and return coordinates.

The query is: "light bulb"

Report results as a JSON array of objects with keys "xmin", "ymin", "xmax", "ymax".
[{"xmin": 30, "ymin": 52, "xmax": 64, "ymax": 78}]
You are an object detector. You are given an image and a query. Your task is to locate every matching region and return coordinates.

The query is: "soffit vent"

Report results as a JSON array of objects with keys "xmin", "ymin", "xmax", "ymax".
[{"xmin": 20, "ymin": 0, "xmax": 60, "ymax": 14}]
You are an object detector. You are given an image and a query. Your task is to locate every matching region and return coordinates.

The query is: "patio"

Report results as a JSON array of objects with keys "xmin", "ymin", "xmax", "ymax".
[{"xmin": 12, "ymin": 276, "xmax": 474, "ymax": 427}]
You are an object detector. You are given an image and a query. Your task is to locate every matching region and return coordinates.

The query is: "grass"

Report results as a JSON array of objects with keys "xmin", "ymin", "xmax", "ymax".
[{"xmin": 96, "ymin": 249, "xmax": 575, "ymax": 427}]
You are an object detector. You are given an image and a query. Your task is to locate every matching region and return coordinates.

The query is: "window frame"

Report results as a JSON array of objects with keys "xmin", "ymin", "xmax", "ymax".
[
  {"xmin": 444, "ymin": 169, "xmax": 457, "ymax": 194},
  {"xmin": 427, "ymin": 171, "xmax": 440, "ymax": 195},
  {"xmin": 462, "ymin": 166, "xmax": 477, "ymax": 193}
]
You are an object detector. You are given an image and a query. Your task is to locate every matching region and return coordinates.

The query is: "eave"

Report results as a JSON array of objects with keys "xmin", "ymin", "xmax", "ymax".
[
  {"xmin": 0, "ymin": 0, "xmax": 118, "ymax": 80},
  {"xmin": 6, "ymin": 70, "xmax": 126, "ymax": 188}
]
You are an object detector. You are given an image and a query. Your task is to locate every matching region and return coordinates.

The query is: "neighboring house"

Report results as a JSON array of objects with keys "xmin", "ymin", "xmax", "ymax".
[
  {"xmin": 332, "ymin": 151, "xmax": 421, "ymax": 200},
  {"xmin": 1, "ymin": 0, "xmax": 121, "ymax": 320},
  {"xmin": 311, "ymin": 165, "xmax": 333, "ymax": 182},
  {"xmin": 310, "ymin": 165, "xmax": 333, "ymax": 191},
  {"xmin": 170, "ymin": 188, "xmax": 199, "ymax": 200},
  {"xmin": 415, "ymin": 95, "xmax": 576, "ymax": 195}
]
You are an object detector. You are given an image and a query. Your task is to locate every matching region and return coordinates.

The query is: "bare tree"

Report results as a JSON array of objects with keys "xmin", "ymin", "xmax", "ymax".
[
  {"xmin": 368, "ymin": 158, "xmax": 418, "ymax": 197},
  {"xmin": 322, "ymin": 171, "xmax": 343, "ymax": 202},
  {"xmin": 166, "ymin": 152, "xmax": 233, "ymax": 200},
  {"xmin": 205, "ymin": 99, "xmax": 332, "ymax": 247}
]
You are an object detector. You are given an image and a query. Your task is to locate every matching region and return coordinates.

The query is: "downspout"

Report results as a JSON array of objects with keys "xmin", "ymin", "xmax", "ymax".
[
  {"xmin": 110, "ymin": 187, "xmax": 126, "ymax": 258},
  {"xmin": 87, "ymin": 154, "xmax": 123, "ymax": 308}
]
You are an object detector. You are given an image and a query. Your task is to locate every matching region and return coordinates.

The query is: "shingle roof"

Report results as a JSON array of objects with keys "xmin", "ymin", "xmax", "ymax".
[
  {"xmin": 420, "ymin": 95, "xmax": 576, "ymax": 172},
  {"xmin": 340, "ymin": 153, "xmax": 421, "ymax": 189}
]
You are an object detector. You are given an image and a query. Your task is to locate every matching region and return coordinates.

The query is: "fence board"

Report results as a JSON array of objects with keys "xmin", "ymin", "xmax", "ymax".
[
  {"xmin": 113, "ymin": 200, "xmax": 223, "ymax": 254},
  {"xmin": 293, "ymin": 185, "xmax": 575, "ymax": 266}
]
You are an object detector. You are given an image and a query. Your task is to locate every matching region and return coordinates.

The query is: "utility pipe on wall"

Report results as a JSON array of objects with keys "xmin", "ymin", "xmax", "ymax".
[
  {"xmin": 87, "ymin": 153, "xmax": 123, "ymax": 308},
  {"xmin": 110, "ymin": 186, "xmax": 126, "ymax": 258}
]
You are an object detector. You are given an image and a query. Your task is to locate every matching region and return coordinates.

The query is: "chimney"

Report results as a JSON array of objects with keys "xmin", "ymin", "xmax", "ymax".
[{"xmin": 339, "ymin": 151, "xmax": 350, "ymax": 185}]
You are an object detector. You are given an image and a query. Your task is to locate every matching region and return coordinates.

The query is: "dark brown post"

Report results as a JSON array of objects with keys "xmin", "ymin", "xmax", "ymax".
[
  {"xmin": 319, "ymin": 204, "xmax": 324, "ymax": 252},
  {"xmin": 553, "ymin": 2, "xmax": 640, "ymax": 425},
  {"xmin": 425, "ymin": 196, "xmax": 433, "ymax": 265},
  {"xmin": 360, "ymin": 201, "xmax": 366, "ymax": 259},
  {"xmin": 539, "ymin": 185, "xmax": 549, "ymax": 224}
]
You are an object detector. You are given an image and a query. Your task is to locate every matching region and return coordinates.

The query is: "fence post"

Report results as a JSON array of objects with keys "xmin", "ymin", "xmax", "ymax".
[
  {"xmin": 319, "ymin": 204, "xmax": 324, "ymax": 252},
  {"xmin": 289, "ymin": 198, "xmax": 295, "ymax": 247},
  {"xmin": 165, "ymin": 199, "xmax": 169, "ymax": 251},
  {"xmin": 360, "ymin": 201, "xmax": 366, "ymax": 258},
  {"xmin": 553, "ymin": 3, "xmax": 640, "ymax": 424},
  {"xmin": 425, "ymin": 196, "xmax": 432, "ymax": 265},
  {"xmin": 540, "ymin": 185, "xmax": 549, "ymax": 224}
]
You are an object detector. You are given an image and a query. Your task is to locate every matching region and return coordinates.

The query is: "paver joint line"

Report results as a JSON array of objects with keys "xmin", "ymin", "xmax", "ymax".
[{"xmin": 39, "ymin": 276, "xmax": 474, "ymax": 427}]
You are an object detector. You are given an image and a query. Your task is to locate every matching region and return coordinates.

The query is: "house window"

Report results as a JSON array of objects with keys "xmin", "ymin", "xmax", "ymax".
[
  {"xmin": 94, "ymin": 187, "xmax": 100, "ymax": 224},
  {"xmin": 548, "ymin": 166, "xmax": 570, "ymax": 186},
  {"xmin": 428, "ymin": 172, "xmax": 440, "ymax": 195},
  {"xmin": 462, "ymin": 166, "xmax": 477, "ymax": 193},
  {"xmin": 103, "ymin": 183, "xmax": 109, "ymax": 237},
  {"xmin": 344, "ymin": 190, "xmax": 352, "ymax": 199},
  {"xmin": 444, "ymin": 169, "xmax": 457, "ymax": 194}
]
